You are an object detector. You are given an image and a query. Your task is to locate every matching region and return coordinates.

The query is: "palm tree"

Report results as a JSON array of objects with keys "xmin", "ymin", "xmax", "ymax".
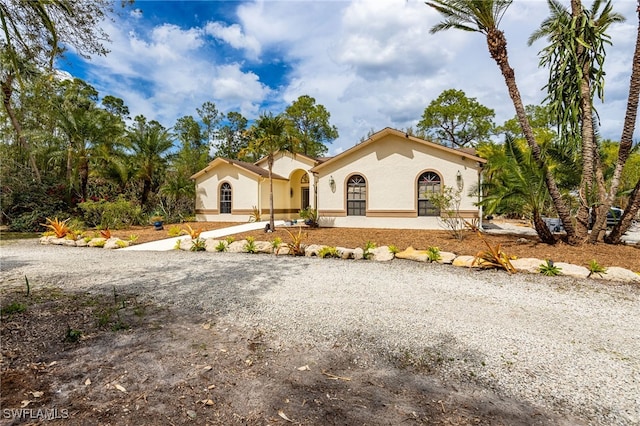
[
  {"xmin": 605, "ymin": 1, "xmax": 640, "ymax": 244},
  {"xmin": 245, "ymin": 113, "xmax": 297, "ymax": 231},
  {"xmin": 426, "ymin": 0, "xmax": 577, "ymax": 244},
  {"xmin": 127, "ymin": 116, "xmax": 174, "ymax": 207},
  {"xmin": 480, "ymin": 137, "xmax": 556, "ymax": 244},
  {"xmin": 529, "ymin": 0, "xmax": 624, "ymax": 241}
]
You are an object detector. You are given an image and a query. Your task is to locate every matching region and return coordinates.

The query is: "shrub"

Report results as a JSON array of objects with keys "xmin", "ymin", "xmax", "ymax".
[
  {"xmin": 318, "ymin": 246, "xmax": 338, "ymax": 258},
  {"xmin": 299, "ymin": 207, "xmax": 319, "ymax": 228},
  {"xmin": 388, "ymin": 245, "xmax": 399, "ymax": 254},
  {"xmin": 78, "ymin": 197, "xmax": 144, "ymax": 229},
  {"xmin": 215, "ymin": 241, "xmax": 227, "ymax": 252},
  {"xmin": 167, "ymin": 225, "xmax": 182, "ymax": 237},
  {"xmin": 587, "ymin": 260, "xmax": 607, "ymax": 277},
  {"xmin": 244, "ymin": 236, "xmax": 257, "ymax": 253},
  {"xmin": 427, "ymin": 246, "xmax": 441, "ymax": 262},
  {"xmin": 190, "ymin": 238, "xmax": 206, "ymax": 252},
  {"xmin": 539, "ymin": 260, "xmax": 561, "ymax": 276},
  {"xmin": 363, "ymin": 241, "xmax": 376, "ymax": 260},
  {"xmin": 41, "ymin": 217, "xmax": 71, "ymax": 238},
  {"xmin": 248, "ymin": 206, "xmax": 261, "ymax": 222},
  {"xmin": 284, "ymin": 227, "xmax": 307, "ymax": 256}
]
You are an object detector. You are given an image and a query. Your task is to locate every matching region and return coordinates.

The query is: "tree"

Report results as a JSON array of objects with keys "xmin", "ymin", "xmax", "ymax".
[
  {"xmin": 283, "ymin": 95, "xmax": 338, "ymax": 157},
  {"xmin": 127, "ymin": 116, "xmax": 174, "ymax": 207},
  {"xmin": 605, "ymin": 1, "xmax": 640, "ymax": 244},
  {"xmin": 417, "ymin": 89, "xmax": 495, "ymax": 148},
  {"xmin": 479, "ymin": 137, "xmax": 556, "ymax": 244},
  {"xmin": 529, "ymin": 0, "xmax": 624, "ymax": 242},
  {"xmin": 426, "ymin": 0, "xmax": 578, "ymax": 244},
  {"xmin": 244, "ymin": 113, "xmax": 297, "ymax": 231},
  {"xmin": 215, "ymin": 111, "xmax": 248, "ymax": 159}
]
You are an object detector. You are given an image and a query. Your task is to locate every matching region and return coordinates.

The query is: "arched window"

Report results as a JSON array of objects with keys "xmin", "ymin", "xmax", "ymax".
[
  {"xmin": 347, "ymin": 175, "xmax": 366, "ymax": 216},
  {"xmin": 220, "ymin": 183, "xmax": 232, "ymax": 214},
  {"xmin": 417, "ymin": 172, "xmax": 441, "ymax": 216}
]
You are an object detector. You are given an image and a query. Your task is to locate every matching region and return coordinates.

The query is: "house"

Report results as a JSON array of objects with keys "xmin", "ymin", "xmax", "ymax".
[{"xmin": 191, "ymin": 127, "xmax": 487, "ymax": 229}]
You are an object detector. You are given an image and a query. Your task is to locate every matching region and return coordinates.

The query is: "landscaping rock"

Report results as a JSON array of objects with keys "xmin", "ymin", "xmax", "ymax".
[
  {"xmin": 555, "ymin": 262, "xmax": 590, "ymax": 279},
  {"xmin": 76, "ymin": 239, "xmax": 88, "ymax": 247},
  {"xmin": 591, "ymin": 267, "xmax": 640, "ymax": 283},
  {"xmin": 437, "ymin": 251, "xmax": 457, "ymax": 264},
  {"xmin": 353, "ymin": 247, "xmax": 364, "ymax": 260},
  {"xmin": 511, "ymin": 258, "xmax": 545, "ymax": 274},
  {"xmin": 62, "ymin": 238, "xmax": 78, "ymax": 247},
  {"xmin": 395, "ymin": 247, "xmax": 430, "ymax": 262},
  {"xmin": 255, "ymin": 241, "xmax": 273, "ymax": 254},
  {"xmin": 205, "ymin": 239, "xmax": 222, "ymax": 252},
  {"xmin": 227, "ymin": 240, "xmax": 247, "ymax": 253},
  {"xmin": 104, "ymin": 238, "xmax": 129, "ymax": 249},
  {"xmin": 305, "ymin": 244, "xmax": 325, "ymax": 257},
  {"xmin": 88, "ymin": 238, "xmax": 107, "ymax": 248},
  {"xmin": 179, "ymin": 238, "xmax": 193, "ymax": 251},
  {"xmin": 452, "ymin": 255, "xmax": 476, "ymax": 268},
  {"xmin": 371, "ymin": 246, "xmax": 394, "ymax": 262},
  {"xmin": 275, "ymin": 245, "xmax": 290, "ymax": 255},
  {"xmin": 336, "ymin": 247, "xmax": 354, "ymax": 259}
]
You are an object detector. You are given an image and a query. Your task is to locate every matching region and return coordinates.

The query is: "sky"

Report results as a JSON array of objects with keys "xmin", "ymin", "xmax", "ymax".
[{"xmin": 58, "ymin": 0, "xmax": 639, "ymax": 156}]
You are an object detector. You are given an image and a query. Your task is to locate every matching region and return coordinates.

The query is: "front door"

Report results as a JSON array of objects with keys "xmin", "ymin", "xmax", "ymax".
[{"xmin": 301, "ymin": 188, "xmax": 310, "ymax": 210}]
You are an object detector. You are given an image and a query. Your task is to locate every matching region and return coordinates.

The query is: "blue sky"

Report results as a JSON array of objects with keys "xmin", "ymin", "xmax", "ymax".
[{"xmin": 58, "ymin": 0, "xmax": 639, "ymax": 155}]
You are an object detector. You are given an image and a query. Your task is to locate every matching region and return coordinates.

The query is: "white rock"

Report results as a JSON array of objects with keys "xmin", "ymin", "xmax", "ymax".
[
  {"xmin": 336, "ymin": 247, "xmax": 354, "ymax": 259},
  {"xmin": 353, "ymin": 247, "xmax": 364, "ymax": 260},
  {"xmin": 255, "ymin": 241, "xmax": 273, "ymax": 254},
  {"xmin": 511, "ymin": 258, "xmax": 545, "ymax": 274},
  {"xmin": 305, "ymin": 244, "xmax": 325, "ymax": 257},
  {"xmin": 452, "ymin": 255, "xmax": 476, "ymax": 267},
  {"xmin": 227, "ymin": 240, "xmax": 246, "ymax": 253},
  {"xmin": 179, "ymin": 238, "xmax": 194, "ymax": 251},
  {"xmin": 62, "ymin": 238, "xmax": 77, "ymax": 247},
  {"xmin": 371, "ymin": 246, "xmax": 394, "ymax": 262},
  {"xmin": 592, "ymin": 266, "xmax": 640, "ymax": 283},
  {"xmin": 275, "ymin": 245, "xmax": 290, "ymax": 255},
  {"xmin": 205, "ymin": 239, "xmax": 223, "ymax": 252},
  {"xmin": 75, "ymin": 239, "xmax": 88, "ymax": 247},
  {"xmin": 555, "ymin": 262, "xmax": 590, "ymax": 279},
  {"xmin": 437, "ymin": 251, "xmax": 457, "ymax": 264}
]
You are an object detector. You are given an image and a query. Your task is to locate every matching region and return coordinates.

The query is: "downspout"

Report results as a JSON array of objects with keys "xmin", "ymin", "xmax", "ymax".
[{"xmin": 258, "ymin": 177, "xmax": 265, "ymax": 219}]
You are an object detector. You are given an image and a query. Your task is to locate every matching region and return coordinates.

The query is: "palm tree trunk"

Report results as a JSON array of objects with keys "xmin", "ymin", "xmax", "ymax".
[
  {"xmin": 603, "ymin": 3, "xmax": 640, "ymax": 244},
  {"xmin": 533, "ymin": 211, "xmax": 556, "ymax": 244},
  {"xmin": 1, "ymin": 73, "xmax": 41, "ymax": 183},
  {"xmin": 605, "ymin": 178, "xmax": 640, "ymax": 244},
  {"xmin": 486, "ymin": 28, "xmax": 576, "ymax": 244}
]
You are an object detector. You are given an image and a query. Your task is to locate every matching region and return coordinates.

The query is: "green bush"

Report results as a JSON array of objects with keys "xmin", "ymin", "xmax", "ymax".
[{"xmin": 78, "ymin": 197, "xmax": 144, "ymax": 229}]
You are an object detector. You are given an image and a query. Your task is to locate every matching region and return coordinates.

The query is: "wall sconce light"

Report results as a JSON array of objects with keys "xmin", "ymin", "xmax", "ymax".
[
  {"xmin": 456, "ymin": 170, "xmax": 464, "ymax": 191},
  {"xmin": 329, "ymin": 176, "xmax": 336, "ymax": 193},
  {"xmin": 290, "ymin": 188, "xmax": 294, "ymax": 198}
]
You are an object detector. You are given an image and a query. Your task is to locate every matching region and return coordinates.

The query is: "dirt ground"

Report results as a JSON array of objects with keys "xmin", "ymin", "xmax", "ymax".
[
  {"xmin": 1, "ymin": 286, "xmax": 576, "ymax": 426},
  {"xmin": 1, "ymin": 221, "xmax": 636, "ymax": 425},
  {"xmin": 112, "ymin": 220, "xmax": 640, "ymax": 271}
]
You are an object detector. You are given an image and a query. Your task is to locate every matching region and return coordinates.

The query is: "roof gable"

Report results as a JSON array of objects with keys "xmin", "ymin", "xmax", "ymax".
[
  {"xmin": 190, "ymin": 157, "xmax": 287, "ymax": 181},
  {"xmin": 310, "ymin": 127, "xmax": 486, "ymax": 173}
]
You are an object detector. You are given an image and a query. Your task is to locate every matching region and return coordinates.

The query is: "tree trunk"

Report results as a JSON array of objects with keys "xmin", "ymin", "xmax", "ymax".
[
  {"xmin": 532, "ymin": 211, "xmax": 556, "ymax": 245},
  {"xmin": 601, "ymin": 4, "xmax": 640, "ymax": 244},
  {"xmin": 604, "ymin": 178, "xmax": 640, "ymax": 244},
  {"xmin": 486, "ymin": 28, "xmax": 577, "ymax": 244},
  {"xmin": 1, "ymin": 73, "xmax": 41, "ymax": 183}
]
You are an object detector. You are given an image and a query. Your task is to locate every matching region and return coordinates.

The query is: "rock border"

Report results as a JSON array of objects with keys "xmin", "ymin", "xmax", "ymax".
[{"xmin": 40, "ymin": 235, "xmax": 640, "ymax": 284}]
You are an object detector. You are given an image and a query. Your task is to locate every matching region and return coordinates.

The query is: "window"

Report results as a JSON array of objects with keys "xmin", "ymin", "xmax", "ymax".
[
  {"xmin": 220, "ymin": 183, "xmax": 232, "ymax": 214},
  {"xmin": 347, "ymin": 175, "xmax": 366, "ymax": 216},
  {"xmin": 417, "ymin": 172, "xmax": 441, "ymax": 216}
]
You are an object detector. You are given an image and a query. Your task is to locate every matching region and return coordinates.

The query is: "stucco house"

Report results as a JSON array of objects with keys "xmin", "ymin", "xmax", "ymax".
[{"xmin": 192, "ymin": 127, "xmax": 487, "ymax": 229}]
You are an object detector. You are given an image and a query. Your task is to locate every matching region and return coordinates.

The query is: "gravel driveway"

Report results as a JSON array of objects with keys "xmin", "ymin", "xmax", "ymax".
[{"xmin": 2, "ymin": 240, "xmax": 639, "ymax": 425}]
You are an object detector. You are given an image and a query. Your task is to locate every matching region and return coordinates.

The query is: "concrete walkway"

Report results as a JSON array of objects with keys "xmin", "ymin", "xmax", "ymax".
[{"xmin": 122, "ymin": 220, "xmax": 285, "ymax": 251}]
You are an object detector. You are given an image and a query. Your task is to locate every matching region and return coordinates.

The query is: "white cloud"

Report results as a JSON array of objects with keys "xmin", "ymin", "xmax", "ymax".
[
  {"xmin": 204, "ymin": 22, "xmax": 261, "ymax": 59},
  {"xmin": 211, "ymin": 64, "xmax": 272, "ymax": 117}
]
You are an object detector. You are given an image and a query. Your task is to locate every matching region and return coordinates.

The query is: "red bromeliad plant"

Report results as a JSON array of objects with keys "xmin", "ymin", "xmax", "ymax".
[{"xmin": 41, "ymin": 217, "xmax": 71, "ymax": 238}]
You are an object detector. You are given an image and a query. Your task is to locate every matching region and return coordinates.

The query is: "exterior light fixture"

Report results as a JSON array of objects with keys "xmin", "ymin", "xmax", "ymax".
[
  {"xmin": 456, "ymin": 170, "xmax": 464, "ymax": 191},
  {"xmin": 329, "ymin": 176, "xmax": 336, "ymax": 193},
  {"xmin": 290, "ymin": 188, "xmax": 294, "ymax": 198}
]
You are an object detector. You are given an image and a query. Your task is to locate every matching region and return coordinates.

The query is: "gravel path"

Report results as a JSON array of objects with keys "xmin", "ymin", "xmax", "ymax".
[{"xmin": 2, "ymin": 240, "xmax": 639, "ymax": 425}]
